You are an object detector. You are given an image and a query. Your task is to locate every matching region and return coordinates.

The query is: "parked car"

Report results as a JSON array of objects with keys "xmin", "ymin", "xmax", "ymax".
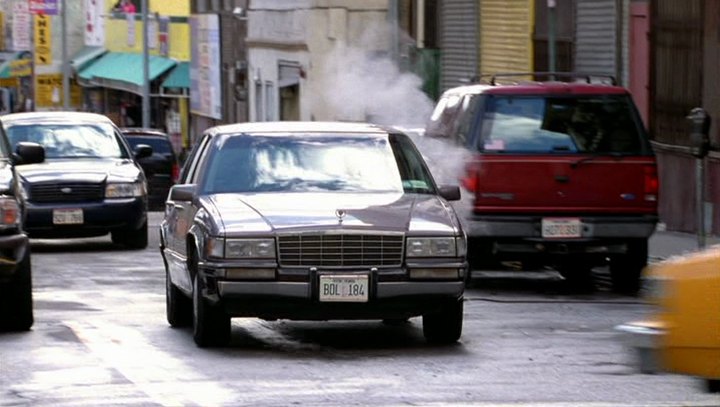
[
  {"xmin": 0, "ymin": 112, "xmax": 151, "ymax": 249},
  {"xmin": 0, "ymin": 141, "xmax": 44, "ymax": 331},
  {"xmin": 160, "ymin": 121, "xmax": 468, "ymax": 347},
  {"xmin": 616, "ymin": 247, "xmax": 720, "ymax": 393},
  {"xmin": 423, "ymin": 73, "xmax": 658, "ymax": 294},
  {"xmin": 120, "ymin": 128, "xmax": 180, "ymax": 210}
]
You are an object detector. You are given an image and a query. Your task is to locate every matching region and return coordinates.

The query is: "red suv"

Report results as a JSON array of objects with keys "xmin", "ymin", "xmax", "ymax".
[{"xmin": 424, "ymin": 73, "xmax": 658, "ymax": 294}]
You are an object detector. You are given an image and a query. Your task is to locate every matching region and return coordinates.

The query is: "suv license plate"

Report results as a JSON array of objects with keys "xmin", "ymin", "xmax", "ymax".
[
  {"xmin": 53, "ymin": 209, "xmax": 84, "ymax": 225},
  {"xmin": 542, "ymin": 218, "xmax": 581, "ymax": 238},
  {"xmin": 319, "ymin": 275, "xmax": 369, "ymax": 303}
]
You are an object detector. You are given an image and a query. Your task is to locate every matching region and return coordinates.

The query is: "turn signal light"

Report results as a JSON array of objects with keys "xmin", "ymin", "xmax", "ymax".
[{"xmin": 643, "ymin": 165, "xmax": 659, "ymax": 202}]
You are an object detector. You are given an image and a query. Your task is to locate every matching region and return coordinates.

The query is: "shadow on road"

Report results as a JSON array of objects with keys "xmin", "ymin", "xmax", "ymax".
[{"xmin": 29, "ymin": 237, "xmax": 131, "ymax": 253}]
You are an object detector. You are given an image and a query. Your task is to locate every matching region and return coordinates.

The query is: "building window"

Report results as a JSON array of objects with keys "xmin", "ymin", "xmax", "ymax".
[
  {"xmin": 265, "ymin": 82, "xmax": 275, "ymax": 121},
  {"xmin": 255, "ymin": 80, "xmax": 263, "ymax": 122}
]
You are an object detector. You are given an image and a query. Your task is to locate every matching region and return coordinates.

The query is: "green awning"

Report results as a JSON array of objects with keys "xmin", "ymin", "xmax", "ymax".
[
  {"xmin": 161, "ymin": 62, "xmax": 189, "ymax": 89},
  {"xmin": 70, "ymin": 46, "xmax": 107, "ymax": 73},
  {"xmin": 78, "ymin": 52, "xmax": 177, "ymax": 90}
]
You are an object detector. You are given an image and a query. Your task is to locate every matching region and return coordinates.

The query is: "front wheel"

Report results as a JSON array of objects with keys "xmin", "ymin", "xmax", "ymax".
[
  {"xmin": 192, "ymin": 275, "xmax": 230, "ymax": 347},
  {"xmin": 0, "ymin": 252, "xmax": 33, "ymax": 332},
  {"xmin": 111, "ymin": 221, "xmax": 148, "ymax": 250},
  {"xmin": 610, "ymin": 239, "xmax": 648, "ymax": 296},
  {"xmin": 422, "ymin": 298, "xmax": 463, "ymax": 344}
]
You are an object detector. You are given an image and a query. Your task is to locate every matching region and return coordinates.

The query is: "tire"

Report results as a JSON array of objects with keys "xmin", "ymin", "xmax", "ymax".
[
  {"xmin": 166, "ymin": 270, "xmax": 192, "ymax": 327},
  {"xmin": 192, "ymin": 274, "xmax": 230, "ymax": 347},
  {"xmin": 0, "ymin": 252, "xmax": 33, "ymax": 332},
  {"xmin": 112, "ymin": 221, "xmax": 148, "ymax": 250},
  {"xmin": 706, "ymin": 379, "xmax": 720, "ymax": 393},
  {"xmin": 422, "ymin": 298, "xmax": 463, "ymax": 344},
  {"xmin": 610, "ymin": 239, "xmax": 647, "ymax": 296},
  {"xmin": 556, "ymin": 259, "xmax": 595, "ymax": 293}
]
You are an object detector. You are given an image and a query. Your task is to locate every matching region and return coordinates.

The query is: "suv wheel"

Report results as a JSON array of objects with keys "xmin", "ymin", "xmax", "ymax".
[
  {"xmin": 610, "ymin": 239, "xmax": 647, "ymax": 296},
  {"xmin": 192, "ymin": 275, "xmax": 231, "ymax": 347},
  {"xmin": 707, "ymin": 379, "xmax": 720, "ymax": 393},
  {"xmin": 166, "ymin": 270, "xmax": 192, "ymax": 327},
  {"xmin": 0, "ymin": 252, "xmax": 33, "ymax": 332},
  {"xmin": 111, "ymin": 221, "xmax": 148, "ymax": 250},
  {"xmin": 422, "ymin": 298, "xmax": 463, "ymax": 344}
]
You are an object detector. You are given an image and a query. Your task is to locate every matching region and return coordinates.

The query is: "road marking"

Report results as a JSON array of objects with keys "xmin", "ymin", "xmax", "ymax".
[{"xmin": 66, "ymin": 320, "xmax": 236, "ymax": 407}]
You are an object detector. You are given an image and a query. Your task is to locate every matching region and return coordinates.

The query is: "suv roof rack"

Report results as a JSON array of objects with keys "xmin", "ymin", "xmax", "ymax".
[{"xmin": 479, "ymin": 72, "xmax": 617, "ymax": 86}]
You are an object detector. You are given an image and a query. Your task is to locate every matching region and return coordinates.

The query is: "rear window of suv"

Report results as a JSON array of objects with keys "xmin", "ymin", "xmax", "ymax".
[
  {"xmin": 125, "ymin": 135, "xmax": 173, "ymax": 155},
  {"xmin": 478, "ymin": 95, "xmax": 648, "ymax": 154}
]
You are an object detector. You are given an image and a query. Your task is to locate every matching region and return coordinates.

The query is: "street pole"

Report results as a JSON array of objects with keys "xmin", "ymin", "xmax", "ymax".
[
  {"xmin": 141, "ymin": 0, "xmax": 150, "ymax": 128},
  {"xmin": 696, "ymin": 157, "xmax": 706, "ymax": 249},
  {"xmin": 547, "ymin": 0, "xmax": 557, "ymax": 78},
  {"xmin": 61, "ymin": 0, "xmax": 69, "ymax": 109}
]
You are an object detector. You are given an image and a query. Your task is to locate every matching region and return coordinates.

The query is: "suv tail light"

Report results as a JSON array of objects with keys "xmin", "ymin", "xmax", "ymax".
[
  {"xmin": 171, "ymin": 162, "xmax": 180, "ymax": 183},
  {"xmin": 643, "ymin": 165, "xmax": 659, "ymax": 202},
  {"xmin": 461, "ymin": 160, "xmax": 480, "ymax": 193}
]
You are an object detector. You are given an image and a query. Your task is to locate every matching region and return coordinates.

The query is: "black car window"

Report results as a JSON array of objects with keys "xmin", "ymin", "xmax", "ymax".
[
  {"xmin": 478, "ymin": 95, "xmax": 647, "ymax": 154},
  {"xmin": 125, "ymin": 136, "xmax": 173, "ymax": 155},
  {"xmin": 5, "ymin": 123, "xmax": 129, "ymax": 159},
  {"xmin": 389, "ymin": 134, "xmax": 436, "ymax": 194},
  {"xmin": 200, "ymin": 134, "xmax": 404, "ymax": 194}
]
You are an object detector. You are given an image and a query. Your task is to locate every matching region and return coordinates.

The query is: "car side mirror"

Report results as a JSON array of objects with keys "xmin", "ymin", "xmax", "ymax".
[
  {"xmin": 134, "ymin": 144, "xmax": 153, "ymax": 160},
  {"xmin": 169, "ymin": 184, "xmax": 196, "ymax": 202},
  {"xmin": 438, "ymin": 185, "xmax": 461, "ymax": 201},
  {"xmin": 13, "ymin": 142, "xmax": 45, "ymax": 165}
]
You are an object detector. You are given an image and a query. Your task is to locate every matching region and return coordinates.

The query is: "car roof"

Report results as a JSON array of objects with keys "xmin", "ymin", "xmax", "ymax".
[
  {"xmin": 441, "ymin": 81, "xmax": 629, "ymax": 98},
  {"xmin": 0, "ymin": 111, "xmax": 115, "ymax": 125},
  {"xmin": 120, "ymin": 128, "xmax": 168, "ymax": 137},
  {"xmin": 208, "ymin": 121, "xmax": 395, "ymax": 136}
]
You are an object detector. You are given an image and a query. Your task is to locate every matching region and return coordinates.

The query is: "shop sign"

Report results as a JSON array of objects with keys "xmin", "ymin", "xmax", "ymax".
[
  {"xmin": 29, "ymin": 0, "xmax": 59, "ymax": 16},
  {"xmin": 34, "ymin": 14, "xmax": 52, "ymax": 65}
]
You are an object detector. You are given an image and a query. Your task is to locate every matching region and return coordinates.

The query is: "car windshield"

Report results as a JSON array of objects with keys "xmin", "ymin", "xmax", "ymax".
[
  {"xmin": 125, "ymin": 135, "xmax": 173, "ymax": 155},
  {"xmin": 5, "ymin": 123, "xmax": 128, "ymax": 159},
  {"xmin": 201, "ymin": 134, "xmax": 410, "ymax": 194},
  {"xmin": 479, "ymin": 95, "xmax": 647, "ymax": 154}
]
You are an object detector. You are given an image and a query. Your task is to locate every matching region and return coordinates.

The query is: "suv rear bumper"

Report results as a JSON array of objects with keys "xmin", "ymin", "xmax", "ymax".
[{"xmin": 464, "ymin": 214, "xmax": 658, "ymax": 239}]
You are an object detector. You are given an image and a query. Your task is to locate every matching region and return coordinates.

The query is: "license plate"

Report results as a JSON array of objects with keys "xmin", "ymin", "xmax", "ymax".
[
  {"xmin": 541, "ymin": 218, "xmax": 581, "ymax": 238},
  {"xmin": 53, "ymin": 209, "xmax": 83, "ymax": 225},
  {"xmin": 319, "ymin": 275, "xmax": 369, "ymax": 303}
]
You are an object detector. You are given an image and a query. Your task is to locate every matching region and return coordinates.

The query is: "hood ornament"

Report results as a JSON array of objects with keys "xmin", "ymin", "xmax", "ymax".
[{"xmin": 335, "ymin": 209, "xmax": 346, "ymax": 224}]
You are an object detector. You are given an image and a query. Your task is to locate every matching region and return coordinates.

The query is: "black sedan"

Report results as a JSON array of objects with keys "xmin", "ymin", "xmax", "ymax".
[
  {"xmin": 0, "ymin": 112, "xmax": 150, "ymax": 249},
  {"xmin": 120, "ymin": 128, "xmax": 180, "ymax": 210},
  {"xmin": 160, "ymin": 121, "xmax": 468, "ymax": 347}
]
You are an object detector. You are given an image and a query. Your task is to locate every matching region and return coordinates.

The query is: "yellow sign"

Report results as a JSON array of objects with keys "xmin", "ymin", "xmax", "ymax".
[
  {"xmin": 34, "ymin": 14, "xmax": 52, "ymax": 65},
  {"xmin": 35, "ymin": 74, "xmax": 83, "ymax": 108},
  {"xmin": 9, "ymin": 59, "xmax": 32, "ymax": 77},
  {"xmin": 0, "ymin": 13, "xmax": 5, "ymax": 50}
]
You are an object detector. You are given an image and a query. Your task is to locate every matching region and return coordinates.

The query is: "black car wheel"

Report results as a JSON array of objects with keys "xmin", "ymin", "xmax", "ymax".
[
  {"xmin": 610, "ymin": 239, "xmax": 648, "ymax": 296},
  {"xmin": 422, "ymin": 298, "xmax": 463, "ymax": 344},
  {"xmin": 166, "ymin": 270, "xmax": 192, "ymax": 327},
  {"xmin": 111, "ymin": 221, "xmax": 148, "ymax": 250},
  {"xmin": 707, "ymin": 379, "xmax": 720, "ymax": 393},
  {"xmin": 556, "ymin": 259, "xmax": 596, "ymax": 293},
  {"xmin": 0, "ymin": 252, "xmax": 33, "ymax": 332},
  {"xmin": 192, "ymin": 274, "xmax": 230, "ymax": 347}
]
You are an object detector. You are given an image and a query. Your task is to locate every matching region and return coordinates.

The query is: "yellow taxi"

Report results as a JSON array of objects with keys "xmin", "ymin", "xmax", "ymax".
[{"xmin": 617, "ymin": 246, "xmax": 720, "ymax": 392}]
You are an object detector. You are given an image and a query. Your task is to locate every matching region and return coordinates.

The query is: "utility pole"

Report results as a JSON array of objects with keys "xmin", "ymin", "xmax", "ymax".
[
  {"xmin": 547, "ymin": 0, "xmax": 557, "ymax": 77},
  {"xmin": 141, "ymin": 0, "xmax": 150, "ymax": 128},
  {"xmin": 61, "ymin": 0, "xmax": 69, "ymax": 109}
]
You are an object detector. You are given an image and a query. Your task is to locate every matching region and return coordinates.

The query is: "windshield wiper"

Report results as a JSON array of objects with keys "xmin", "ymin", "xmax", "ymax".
[{"xmin": 570, "ymin": 152, "xmax": 626, "ymax": 168}]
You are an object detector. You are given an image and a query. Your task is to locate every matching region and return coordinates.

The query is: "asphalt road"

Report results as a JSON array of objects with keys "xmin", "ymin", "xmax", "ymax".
[{"xmin": 0, "ymin": 212, "xmax": 718, "ymax": 407}]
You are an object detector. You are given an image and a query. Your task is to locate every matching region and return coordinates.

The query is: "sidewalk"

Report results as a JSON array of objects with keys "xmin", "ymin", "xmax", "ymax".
[{"xmin": 649, "ymin": 227, "xmax": 720, "ymax": 262}]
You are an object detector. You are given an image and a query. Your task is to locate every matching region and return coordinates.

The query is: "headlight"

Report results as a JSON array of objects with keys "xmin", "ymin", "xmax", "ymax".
[
  {"xmin": 0, "ymin": 197, "xmax": 19, "ymax": 227},
  {"xmin": 106, "ymin": 182, "xmax": 146, "ymax": 198},
  {"xmin": 406, "ymin": 237, "xmax": 458, "ymax": 257},
  {"xmin": 207, "ymin": 237, "xmax": 276, "ymax": 259}
]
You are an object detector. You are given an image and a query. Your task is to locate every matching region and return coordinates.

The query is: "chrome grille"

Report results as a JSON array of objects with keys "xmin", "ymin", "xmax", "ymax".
[
  {"xmin": 29, "ymin": 183, "xmax": 104, "ymax": 203},
  {"xmin": 278, "ymin": 234, "xmax": 404, "ymax": 267}
]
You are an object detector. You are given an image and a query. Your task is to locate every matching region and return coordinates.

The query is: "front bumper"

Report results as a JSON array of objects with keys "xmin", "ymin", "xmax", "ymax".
[
  {"xmin": 24, "ymin": 197, "xmax": 147, "ymax": 238},
  {"xmin": 615, "ymin": 320, "xmax": 665, "ymax": 374},
  {"xmin": 0, "ymin": 231, "xmax": 29, "ymax": 281},
  {"xmin": 199, "ymin": 262, "xmax": 467, "ymax": 321}
]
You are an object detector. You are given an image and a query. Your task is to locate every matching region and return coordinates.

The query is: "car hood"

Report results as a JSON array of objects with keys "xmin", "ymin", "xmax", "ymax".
[
  {"xmin": 205, "ymin": 192, "xmax": 461, "ymax": 235},
  {"xmin": 15, "ymin": 158, "xmax": 142, "ymax": 184}
]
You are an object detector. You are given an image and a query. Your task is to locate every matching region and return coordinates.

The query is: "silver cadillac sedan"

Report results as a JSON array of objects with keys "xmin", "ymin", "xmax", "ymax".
[{"xmin": 160, "ymin": 122, "xmax": 467, "ymax": 347}]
